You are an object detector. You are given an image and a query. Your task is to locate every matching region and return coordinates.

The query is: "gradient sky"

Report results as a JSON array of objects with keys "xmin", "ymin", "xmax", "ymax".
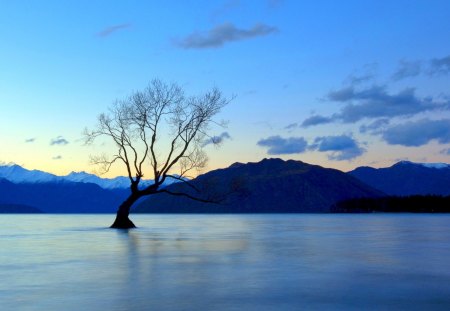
[{"xmin": 1, "ymin": 0, "xmax": 450, "ymax": 177}]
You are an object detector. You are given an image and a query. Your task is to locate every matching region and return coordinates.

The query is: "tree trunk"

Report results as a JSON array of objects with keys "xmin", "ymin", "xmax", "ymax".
[{"xmin": 110, "ymin": 194, "xmax": 139, "ymax": 229}]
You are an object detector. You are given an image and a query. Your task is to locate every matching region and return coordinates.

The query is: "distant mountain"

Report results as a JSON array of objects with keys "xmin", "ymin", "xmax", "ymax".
[
  {"xmin": 0, "ymin": 164, "xmax": 58, "ymax": 183},
  {"xmin": 348, "ymin": 161, "xmax": 450, "ymax": 196},
  {"xmin": 0, "ymin": 163, "xmax": 186, "ymax": 213},
  {"xmin": 417, "ymin": 162, "xmax": 450, "ymax": 169},
  {"xmin": 0, "ymin": 164, "xmax": 156, "ymax": 190},
  {"xmin": 63, "ymin": 171, "xmax": 155, "ymax": 190},
  {"xmin": 0, "ymin": 203, "xmax": 43, "ymax": 213},
  {"xmin": 0, "ymin": 178, "xmax": 128, "ymax": 213},
  {"xmin": 134, "ymin": 158, "xmax": 383, "ymax": 213}
]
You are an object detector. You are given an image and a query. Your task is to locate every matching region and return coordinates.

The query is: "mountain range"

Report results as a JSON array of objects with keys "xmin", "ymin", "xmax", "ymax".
[
  {"xmin": 0, "ymin": 203, "xmax": 43, "ymax": 213},
  {"xmin": 1, "ymin": 159, "xmax": 449, "ymax": 213},
  {"xmin": 0, "ymin": 164, "xmax": 155, "ymax": 189},
  {"xmin": 0, "ymin": 177, "xmax": 128, "ymax": 213},
  {"xmin": 348, "ymin": 161, "xmax": 450, "ymax": 196}
]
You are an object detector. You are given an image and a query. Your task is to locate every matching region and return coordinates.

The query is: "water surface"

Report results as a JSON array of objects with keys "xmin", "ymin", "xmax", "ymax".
[{"xmin": 1, "ymin": 214, "xmax": 449, "ymax": 310}]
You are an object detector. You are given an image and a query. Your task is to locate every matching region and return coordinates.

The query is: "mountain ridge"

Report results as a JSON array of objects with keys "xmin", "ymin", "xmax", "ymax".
[
  {"xmin": 0, "ymin": 177, "xmax": 129, "ymax": 213},
  {"xmin": 2, "ymin": 159, "xmax": 449, "ymax": 213},
  {"xmin": 0, "ymin": 164, "xmax": 156, "ymax": 189},
  {"xmin": 348, "ymin": 161, "xmax": 450, "ymax": 196},
  {"xmin": 135, "ymin": 158, "xmax": 383, "ymax": 213}
]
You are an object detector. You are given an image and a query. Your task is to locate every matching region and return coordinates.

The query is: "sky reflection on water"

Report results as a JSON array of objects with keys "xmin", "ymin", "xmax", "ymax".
[{"xmin": 1, "ymin": 214, "xmax": 450, "ymax": 310}]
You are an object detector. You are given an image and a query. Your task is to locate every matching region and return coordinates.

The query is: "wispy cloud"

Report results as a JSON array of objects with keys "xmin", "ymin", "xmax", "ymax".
[
  {"xmin": 284, "ymin": 123, "xmax": 298, "ymax": 131},
  {"xmin": 202, "ymin": 132, "xmax": 231, "ymax": 147},
  {"xmin": 310, "ymin": 135, "xmax": 365, "ymax": 161},
  {"xmin": 257, "ymin": 136, "xmax": 308, "ymax": 155},
  {"xmin": 382, "ymin": 118, "xmax": 450, "ymax": 147},
  {"xmin": 301, "ymin": 115, "xmax": 333, "ymax": 127},
  {"xmin": 359, "ymin": 118, "xmax": 390, "ymax": 134},
  {"xmin": 345, "ymin": 63, "xmax": 378, "ymax": 85},
  {"xmin": 52, "ymin": 155, "xmax": 62, "ymax": 160},
  {"xmin": 391, "ymin": 60, "xmax": 422, "ymax": 81},
  {"xmin": 429, "ymin": 54, "xmax": 450, "ymax": 75},
  {"xmin": 347, "ymin": 72, "xmax": 375, "ymax": 85},
  {"xmin": 176, "ymin": 22, "xmax": 278, "ymax": 49},
  {"xmin": 50, "ymin": 136, "xmax": 69, "ymax": 146},
  {"xmin": 391, "ymin": 54, "xmax": 450, "ymax": 80},
  {"xmin": 97, "ymin": 23, "xmax": 131, "ymax": 37},
  {"xmin": 25, "ymin": 137, "xmax": 36, "ymax": 143}
]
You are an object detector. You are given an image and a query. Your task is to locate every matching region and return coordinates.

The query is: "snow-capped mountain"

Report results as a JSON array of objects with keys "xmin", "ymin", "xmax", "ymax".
[
  {"xmin": 0, "ymin": 164, "xmax": 166, "ymax": 189},
  {"xmin": 64, "ymin": 171, "xmax": 155, "ymax": 189},
  {"xmin": 0, "ymin": 164, "xmax": 59, "ymax": 184},
  {"xmin": 396, "ymin": 160, "xmax": 450, "ymax": 169},
  {"xmin": 418, "ymin": 162, "xmax": 450, "ymax": 169}
]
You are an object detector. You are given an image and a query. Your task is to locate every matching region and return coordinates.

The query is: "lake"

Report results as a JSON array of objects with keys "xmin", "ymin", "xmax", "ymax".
[{"xmin": 1, "ymin": 214, "xmax": 449, "ymax": 310}]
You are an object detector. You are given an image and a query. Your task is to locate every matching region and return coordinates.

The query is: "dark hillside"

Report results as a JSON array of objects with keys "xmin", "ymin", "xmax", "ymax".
[
  {"xmin": 349, "ymin": 161, "xmax": 450, "ymax": 196},
  {"xmin": 135, "ymin": 158, "xmax": 383, "ymax": 213}
]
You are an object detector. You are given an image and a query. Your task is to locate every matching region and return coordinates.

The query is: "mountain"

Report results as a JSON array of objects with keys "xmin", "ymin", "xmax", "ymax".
[
  {"xmin": 348, "ymin": 161, "xmax": 450, "ymax": 196},
  {"xmin": 63, "ymin": 171, "xmax": 155, "ymax": 190},
  {"xmin": 0, "ymin": 203, "xmax": 43, "ymax": 213},
  {"xmin": 0, "ymin": 164, "xmax": 155, "ymax": 190},
  {"xmin": 0, "ymin": 178, "xmax": 128, "ymax": 213},
  {"xmin": 418, "ymin": 162, "xmax": 450, "ymax": 169},
  {"xmin": 0, "ymin": 164, "xmax": 58, "ymax": 183},
  {"xmin": 134, "ymin": 158, "xmax": 383, "ymax": 213},
  {"xmin": 0, "ymin": 163, "xmax": 183, "ymax": 213}
]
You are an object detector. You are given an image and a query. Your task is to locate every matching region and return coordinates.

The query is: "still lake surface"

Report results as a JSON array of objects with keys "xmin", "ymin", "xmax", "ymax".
[{"xmin": 0, "ymin": 214, "xmax": 450, "ymax": 310}]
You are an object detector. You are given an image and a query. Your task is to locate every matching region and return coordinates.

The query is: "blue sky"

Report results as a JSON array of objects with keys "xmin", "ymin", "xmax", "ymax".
[{"xmin": 1, "ymin": 0, "xmax": 450, "ymax": 177}]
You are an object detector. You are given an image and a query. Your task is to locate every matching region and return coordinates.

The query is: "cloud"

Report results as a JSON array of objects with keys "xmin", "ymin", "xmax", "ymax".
[
  {"xmin": 324, "ymin": 85, "xmax": 448, "ymax": 123},
  {"xmin": 388, "ymin": 54, "xmax": 450, "ymax": 79},
  {"xmin": 392, "ymin": 60, "xmax": 422, "ymax": 81},
  {"xmin": 97, "ymin": 23, "xmax": 131, "ymax": 37},
  {"xmin": 382, "ymin": 119, "xmax": 450, "ymax": 147},
  {"xmin": 440, "ymin": 148, "xmax": 450, "ymax": 155},
  {"xmin": 346, "ymin": 72, "xmax": 375, "ymax": 85},
  {"xmin": 202, "ymin": 132, "xmax": 231, "ymax": 146},
  {"xmin": 52, "ymin": 155, "xmax": 62, "ymax": 160},
  {"xmin": 384, "ymin": 54, "xmax": 450, "ymax": 78},
  {"xmin": 327, "ymin": 86, "xmax": 358, "ymax": 102},
  {"xmin": 284, "ymin": 123, "xmax": 298, "ymax": 131},
  {"xmin": 25, "ymin": 138, "xmax": 36, "ymax": 143},
  {"xmin": 176, "ymin": 22, "xmax": 278, "ymax": 49},
  {"xmin": 301, "ymin": 115, "xmax": 333, "ymax": 127},
  {"xmin": 429, "ymin": 54, "xmax": 450, "ymax": 75},
  {"xmin": 50, "ymin": 136, "xmax": 69, "ymax": 146},
  {"xmin": 310, "ymin": 135, "xmax": 365, "ymax": 161},
  {"xmin": 359, "ymin": 118, "xmax": 390, "ymax": 134},
  {"xmin": 257, "ymin": 136, "xmax": 308, "ymax": 155}
]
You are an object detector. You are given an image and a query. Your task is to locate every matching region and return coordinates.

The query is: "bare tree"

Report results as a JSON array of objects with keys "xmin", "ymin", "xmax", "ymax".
[{"xmin": 84, "ymin": 79, "xmax": 229, "ymax": 228}]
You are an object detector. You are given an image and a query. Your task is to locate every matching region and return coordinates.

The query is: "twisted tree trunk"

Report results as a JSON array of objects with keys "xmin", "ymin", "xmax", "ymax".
[{"xmin": 110, "ymin": 194, "xmax": 140, "ymax": 229}]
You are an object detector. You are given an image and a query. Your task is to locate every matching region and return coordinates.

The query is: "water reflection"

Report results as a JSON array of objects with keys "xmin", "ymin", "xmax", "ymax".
[{"xmin": 0, "ymin": 214, "xmax": 450, "ymax": 310}]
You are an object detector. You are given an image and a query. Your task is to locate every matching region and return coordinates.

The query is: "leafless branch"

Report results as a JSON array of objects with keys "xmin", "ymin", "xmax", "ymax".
[
  {"xmin": 164, "ymin": 174, "xmax": 200, "ymax": 192},
  {"xmin": 84, "ymin": 78, "xmax": 230, "ymax": 201},
  {"xmin": 155, "ymin": 189, "xmax": 222, "ymax": 204}
]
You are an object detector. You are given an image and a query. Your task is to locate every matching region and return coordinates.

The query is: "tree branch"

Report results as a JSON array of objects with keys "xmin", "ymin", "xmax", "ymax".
[{"xmin": 156, "ymin": 189, "xmax": 222, "ymax": 204}]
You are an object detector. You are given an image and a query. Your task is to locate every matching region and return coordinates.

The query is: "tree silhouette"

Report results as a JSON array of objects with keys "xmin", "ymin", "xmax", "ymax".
[{"xmin": 84, "ymin": 79, "xmax": 229, "ymax": 228}]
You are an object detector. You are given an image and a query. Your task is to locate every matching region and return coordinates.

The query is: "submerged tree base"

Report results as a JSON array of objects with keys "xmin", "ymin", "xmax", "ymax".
[{"xmin": 110, "ymin": 216, "xmax": 136, "ymax": 229}]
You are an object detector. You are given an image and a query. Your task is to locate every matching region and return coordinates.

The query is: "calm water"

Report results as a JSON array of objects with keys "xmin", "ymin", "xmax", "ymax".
[{"xmin": 1, "ymin": 214, "xmax": 450, "ymax": 311}]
